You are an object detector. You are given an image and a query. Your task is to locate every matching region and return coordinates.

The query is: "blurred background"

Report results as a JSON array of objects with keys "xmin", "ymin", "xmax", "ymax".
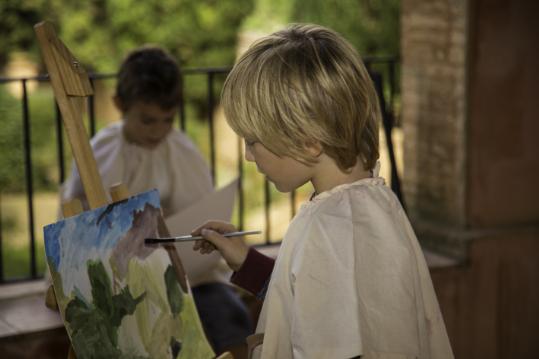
[
  {"xmin": 0, "ymin": 0, "xmax": 537, "ymax": 358},
  {"xmin": 0, "ymin": 0, "xmax": 400, "ymax": 277}
]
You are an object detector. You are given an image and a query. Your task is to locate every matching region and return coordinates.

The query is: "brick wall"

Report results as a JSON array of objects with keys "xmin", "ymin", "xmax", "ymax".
[
  {"xmin": 401, "ymin": 0, "xmax": 468, "ymax": 226},
  {"xmin": 402, "ymin": 2, "xmax": 539, "ymax": 356},
  {"xmin": 401, "ymin": 0, "xmax": 470, "ymax": 256},
  {"xmin": 401, "ymin": 0, "xmax": 539, "ymax": 258}
]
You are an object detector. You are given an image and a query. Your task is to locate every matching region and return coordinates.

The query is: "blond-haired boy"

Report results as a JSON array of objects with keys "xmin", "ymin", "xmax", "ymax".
[{"xmin": 193, "ymin": 24, "xmax": 453, "ymax": 359}]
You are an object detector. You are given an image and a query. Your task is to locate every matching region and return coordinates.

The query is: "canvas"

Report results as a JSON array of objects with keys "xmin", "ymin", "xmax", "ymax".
[{"xmin": 44, "ymin": 189, "xmax": 214, "ymax": 359}]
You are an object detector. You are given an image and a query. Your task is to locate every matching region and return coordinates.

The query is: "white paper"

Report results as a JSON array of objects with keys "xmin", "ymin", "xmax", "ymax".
[{"xmin": 164, "ymin": 179, "xmax": 238, "ymax": 286}]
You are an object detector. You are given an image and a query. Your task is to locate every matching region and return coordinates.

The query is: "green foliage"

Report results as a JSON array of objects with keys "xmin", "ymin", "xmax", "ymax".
[
  {"xmin": 244, "ymin": 0, "xmax": 400, "ymax": 56},
  {"xmin": 0, "ymin": 86, "xmax": 60, "ymax": 192},
  {"xmin": 2, "ymin": 0, "xmax": 256, "ymax": 125},
  {"xmin": 1, "ymin": 0, "xmax": 401, "ymax": 280},
  {"xmin": 44, "ymin": 0, "xmax": 254, "ymax": 121},
  {"xmin": 1, "ymin": 0, "xmax": 256, "ymax": 192},
  {"xmin": 35, "ymin": 0, "xmax": 254, "ymax": 72},
  {"xmin": 0, "ymin": 0, "xmax": 51, "ymax": 67},
  {"xmin": 291, "ymin": 0, "xmax": 400, "ymax": 56},
  {"xmin": 242, "ymin": 0, "xmax": 294, "ymax": 33},
  {"xmin": 2, "ymin": 238, "xmax": 47, "ymax": 279},
  {"xmin": 0, "ymin": 88, "xmax": 24, "ymax": 192}
]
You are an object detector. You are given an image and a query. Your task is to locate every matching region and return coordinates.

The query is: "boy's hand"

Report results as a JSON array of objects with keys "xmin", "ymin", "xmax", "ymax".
[{"xmin": 191, "ymin": 220, "xmax": 249, "ymax": 272}]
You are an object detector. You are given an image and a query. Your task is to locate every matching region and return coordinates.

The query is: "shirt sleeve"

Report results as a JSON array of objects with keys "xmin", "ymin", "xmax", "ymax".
[{"xmin": 230, "ymin": 248, "xmax": 274, "ymax": 300}]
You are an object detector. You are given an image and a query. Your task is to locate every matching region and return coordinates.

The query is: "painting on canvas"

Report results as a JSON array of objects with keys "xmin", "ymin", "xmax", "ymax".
[{"xmin": 44, "ymin": 189, "xmax": 214, "ymax": 359}]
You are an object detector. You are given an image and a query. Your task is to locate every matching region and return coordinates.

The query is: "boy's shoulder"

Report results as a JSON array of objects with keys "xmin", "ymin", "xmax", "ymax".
[
  {"xmin": 307, "ymin": 177, "xmax": 394, "ymax": 218},
  {"xmin": 89, "ymin": 121, "xmax": 123, "ymax": 149}
]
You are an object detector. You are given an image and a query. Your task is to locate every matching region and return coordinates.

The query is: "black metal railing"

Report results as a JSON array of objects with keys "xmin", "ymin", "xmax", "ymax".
[{"xmin": 0, "ymin": 56, "xmax": 401, "ymax": 283}]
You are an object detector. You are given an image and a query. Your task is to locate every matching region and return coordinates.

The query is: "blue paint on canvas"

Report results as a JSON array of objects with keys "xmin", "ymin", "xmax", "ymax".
[{"xmin": 44, "ymin": 189, "xmax": 160, "ymax": 271}]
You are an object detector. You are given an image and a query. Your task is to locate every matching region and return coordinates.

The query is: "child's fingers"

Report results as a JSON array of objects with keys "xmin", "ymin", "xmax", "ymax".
[
  {"xmin": 199, "ymin": 228, "xmax": 229, "ymax": 250},
  {"xmin": 201, "ymin": 240, "xmax": 216, "ymax": 252},
  {"xmin": 193, "ymin": 239, "xmax": 203, "ymax": 251},
  {"xmin": 193, "ymin": 228, "xmax": 249, "ymax": 271},
  {"xmin": 193, "ymin": 238, "xmax": 216, "ymax": 253},
  {"xmin": 191, "ymin": 220, "xmax": 236, "ymax": 236}
]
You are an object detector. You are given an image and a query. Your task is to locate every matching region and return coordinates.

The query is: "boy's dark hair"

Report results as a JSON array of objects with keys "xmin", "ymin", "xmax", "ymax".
[{"xmin": 116, "ymin": 46, "xmax": 182, "ymax": 110}]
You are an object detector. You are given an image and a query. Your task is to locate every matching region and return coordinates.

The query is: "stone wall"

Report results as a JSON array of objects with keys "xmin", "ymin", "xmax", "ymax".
[
  {"xmin": 402, "ymin": 0, "xmax": 539, "ymax": 258},
  {"xmin": 401, "ymin": 0, "xmax": 470, "ymax": 256}
]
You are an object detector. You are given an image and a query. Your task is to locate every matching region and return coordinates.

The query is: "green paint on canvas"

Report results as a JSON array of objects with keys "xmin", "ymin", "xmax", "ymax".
[
  {"xmin": 64, "ymin": 260, "xmax": 147, "ymax": 359},
  {"xmin": 165, "ymin": 265, "xmax": 183, "ymax": 316},
  {"xmin": 126, "ymin": 254, "xmax": 181, "ymax": 356}
]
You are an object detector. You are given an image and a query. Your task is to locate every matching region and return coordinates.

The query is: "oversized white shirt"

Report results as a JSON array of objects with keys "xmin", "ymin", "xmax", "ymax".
[
  {"xmin": 255, "ymin": 176, "xmax": 454, "ymax": 359},
  {"xmin": 60, "ymin": 121, "xmax": 226, "ymax": 286}
]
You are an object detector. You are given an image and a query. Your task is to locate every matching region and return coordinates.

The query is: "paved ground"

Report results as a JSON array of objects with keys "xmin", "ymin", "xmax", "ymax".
[{"xmin": 0, "ymin": 280, "xmax": 68, "ymax": 358}]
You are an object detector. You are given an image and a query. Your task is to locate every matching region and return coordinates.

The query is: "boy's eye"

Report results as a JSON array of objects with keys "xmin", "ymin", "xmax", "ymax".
[{"xmin": 244, "ymin": 139, "xmax": 257, "ymax": 147}]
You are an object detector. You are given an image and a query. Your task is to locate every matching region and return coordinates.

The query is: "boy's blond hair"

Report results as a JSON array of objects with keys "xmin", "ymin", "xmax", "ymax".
[{"xmin": 222, "ymin": 24, "xmax": 380, "ymax": 171}]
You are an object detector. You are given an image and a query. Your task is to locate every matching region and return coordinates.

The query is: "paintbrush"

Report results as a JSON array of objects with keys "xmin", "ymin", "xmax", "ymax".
[{"xmin": 145, "ymin": 230, "xmax": 261, "ymax": 244}]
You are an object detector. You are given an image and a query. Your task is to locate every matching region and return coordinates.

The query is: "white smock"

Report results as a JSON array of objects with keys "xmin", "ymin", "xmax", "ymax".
[
  {"xmin": 254, "ymin": 169, "xmax": 454, "ymax": 359},
  {"xmin": 60, "ymin": 121, "xmax": 226, "ymax": 286}
]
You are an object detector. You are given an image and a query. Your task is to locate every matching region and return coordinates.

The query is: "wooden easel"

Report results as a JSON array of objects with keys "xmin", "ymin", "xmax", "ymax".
[{"xmin": 35, "ymin": 21, "xmax": 231, "ymax": 359}]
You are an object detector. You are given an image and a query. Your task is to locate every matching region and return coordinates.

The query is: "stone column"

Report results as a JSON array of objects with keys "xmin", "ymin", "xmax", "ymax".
[{"xmin": 401, "ymin": 0, "xmax": 539, "ymax": 258}]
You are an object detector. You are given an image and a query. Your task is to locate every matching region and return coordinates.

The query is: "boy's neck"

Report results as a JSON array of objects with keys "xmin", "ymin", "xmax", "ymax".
[{"xmin": 310, "ymin": 154, "xmax": 372, "ymax": 195}]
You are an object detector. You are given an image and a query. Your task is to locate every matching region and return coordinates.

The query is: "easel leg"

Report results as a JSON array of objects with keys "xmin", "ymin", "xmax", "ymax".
[{"xmin": 61, "ymin": 198, "xmax": 84, "ymax": 359}]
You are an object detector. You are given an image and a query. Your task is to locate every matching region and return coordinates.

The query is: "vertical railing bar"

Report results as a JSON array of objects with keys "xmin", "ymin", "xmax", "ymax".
[
  {"xmin": 0, "ymin": 192, "xmax": 4, "ymax": 282},
  {"xmin": 21, "ymin": 80, "xmax": 37, "ymax": 279},
  {"xmin": 179, "ymin": 76, "xmax": 186, "ymax": 132},
  {"xmin": 88, "ymin": 78, "xmax": 96, "ymax": 137},
  {"xmin": 55, "ymin": 103, "xmax": 66, "ymax": 184},
  {"xmin": 237, "ymin": 137, "xmax": 244, "ymax": 231},
  {"xmin": 388, "ymin": 60, "xmax": 396, "ymax": 118},
  {"xmin": 0, "ymin": 63, "xmax": 402, "ymax": 283},
  {"xmin": 373, "ymin": 69, "xmax": 405, "ymax": 208},
  {"xmin": 290, "ymin": 190, "xmax": 297, "ymax": 219},
  {"xmin": 207, "ymin": 72, "xmax": 216, "ymax": 186},
  {"xmin": 264, "ymin": 179, "xmax": 271, "ymax": 244}
]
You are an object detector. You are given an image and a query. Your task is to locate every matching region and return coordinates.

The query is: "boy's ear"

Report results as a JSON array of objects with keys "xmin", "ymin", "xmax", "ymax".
[{"xmin": 304, "ymin": 141, "xmax": 323, "ymax": 157}]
